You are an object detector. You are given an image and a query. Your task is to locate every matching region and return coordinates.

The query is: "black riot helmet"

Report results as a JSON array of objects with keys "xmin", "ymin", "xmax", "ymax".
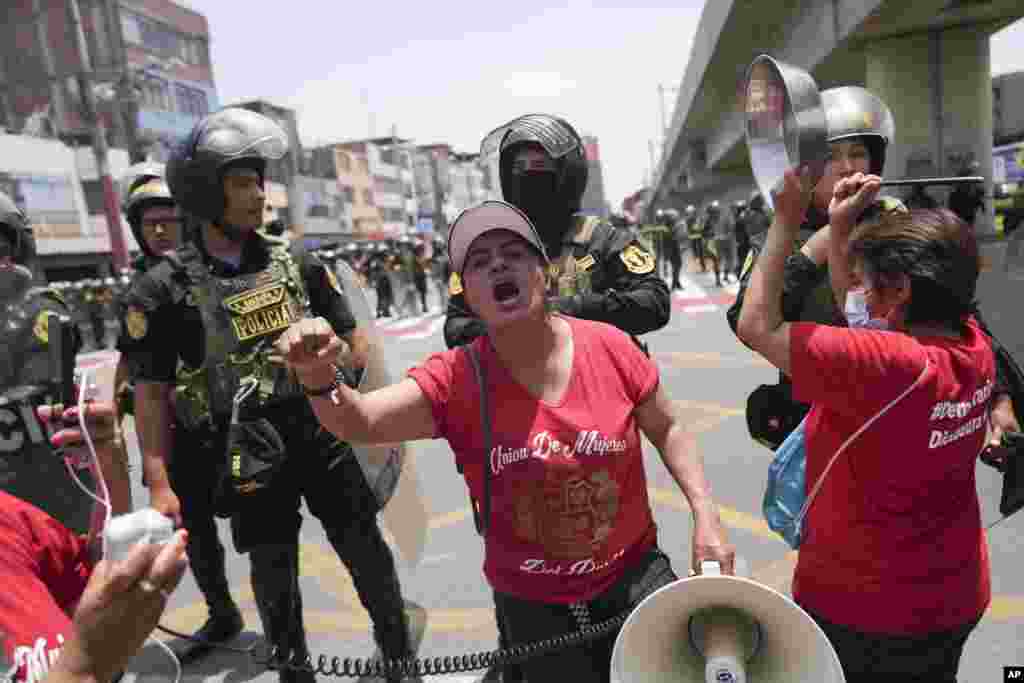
[
  {"xmin": 481, "ymin": 114, "xmax": 589, "ymax": 238},
  {"xmin": 0, "ymin": 190, "xmax": 35, "ymax": 265},
  {"xmin": 167, "ymin": 108, "xmax": 287, "ymax": 224}
]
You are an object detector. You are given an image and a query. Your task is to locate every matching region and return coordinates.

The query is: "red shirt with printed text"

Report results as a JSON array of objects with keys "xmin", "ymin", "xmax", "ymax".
[
  {"xmin": 410, "ymin": 316, "xmax": 659, "ymax": 603},
  {"xmin": 789, "ymin": 318, "xmax": 993, "ymax": 634},
  {"xmin": 0, "ymin": 491, "xmax": 92, "ymax": 683}
]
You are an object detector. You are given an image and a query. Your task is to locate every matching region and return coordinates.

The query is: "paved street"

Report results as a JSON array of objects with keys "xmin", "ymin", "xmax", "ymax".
[{"xmin": 109, "ymin": 261, "xmax": 1023, "ymax": 683}]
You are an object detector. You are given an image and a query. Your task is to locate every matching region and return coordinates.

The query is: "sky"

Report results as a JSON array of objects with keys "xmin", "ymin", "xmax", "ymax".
[{"xmin": 179, "ymin": 0, "xmax": 1024, "ymax": 210}]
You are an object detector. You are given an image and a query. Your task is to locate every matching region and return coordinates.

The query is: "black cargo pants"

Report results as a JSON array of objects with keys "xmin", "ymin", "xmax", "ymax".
[{"xmin": 228, "ymin": 399, "xmax": 414, "ymax": 674}]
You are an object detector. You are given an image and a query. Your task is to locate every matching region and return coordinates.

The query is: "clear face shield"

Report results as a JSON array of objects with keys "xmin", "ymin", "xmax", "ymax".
[{"xmin": 479, "ymin": 115, "xmax": 581, "ymax": 200}]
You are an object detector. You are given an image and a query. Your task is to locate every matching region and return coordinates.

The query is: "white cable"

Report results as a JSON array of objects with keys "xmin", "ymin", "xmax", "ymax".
[
  {"xmin": 63, "ymin": 371, "xmax": 182, "ymax": 683},
  {"xmin": 59, "ymin": 367, "xmax": 113, "ymax": 556},
  {"xmin": 147, "ymin": 636, "xmax": 182, "ymax": 683}
]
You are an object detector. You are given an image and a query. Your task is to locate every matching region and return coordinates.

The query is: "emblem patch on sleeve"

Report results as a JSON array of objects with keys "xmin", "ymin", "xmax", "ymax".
[
  {"xmin": 448, "ymin": 272, "xmax": 463, "ymax": 296},
  {"xmin": 125, "ymin": 307, "xmax": 148, "ymax": 340},
  {"xmin": 326, "ymin": 268, "xmax": 343, "ymax": 296},
  {"xmin": 33, "ymin": 311, "xmax": 50, "ymax": 344},
  {"xmin": 620, "ymin": 244, "xmax": 655, "ymax": 275}
]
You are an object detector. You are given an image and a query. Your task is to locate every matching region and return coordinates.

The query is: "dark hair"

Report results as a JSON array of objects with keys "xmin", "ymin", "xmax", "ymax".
[{"xmin": 848, "ymin": 208, "xmax": 979, "ymax": 328}]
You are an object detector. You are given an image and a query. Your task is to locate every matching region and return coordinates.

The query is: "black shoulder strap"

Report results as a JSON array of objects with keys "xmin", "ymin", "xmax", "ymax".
[{"xmin": 464, "ymin": 343, "xmax": 492, "ymax": 536}]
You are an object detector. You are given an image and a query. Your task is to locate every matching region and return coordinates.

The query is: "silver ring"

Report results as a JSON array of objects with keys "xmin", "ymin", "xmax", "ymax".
[{"xmin": 139, "ymin": 579, "xmax": 171, "ymax": 600}]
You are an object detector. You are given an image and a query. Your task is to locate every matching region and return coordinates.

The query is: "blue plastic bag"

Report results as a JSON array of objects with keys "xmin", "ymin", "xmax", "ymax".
[{"xmin": 763, "ymin": 416, "xmax": 809, "ymax": 548}]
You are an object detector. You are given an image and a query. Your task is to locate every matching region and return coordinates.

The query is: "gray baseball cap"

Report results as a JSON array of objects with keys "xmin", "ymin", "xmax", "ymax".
[{"xmin": 447, "ymin": 200, "xmax": 549, "ymax": 274}]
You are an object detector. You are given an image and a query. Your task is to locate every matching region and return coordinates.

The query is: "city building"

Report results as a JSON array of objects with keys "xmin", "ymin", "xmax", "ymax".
[
  {"xmin": 336, "ymin": 137, "xmax": 417, "ymax": 238},
  {"xmin": 579, "ymin": 135, "xmax": 608, "ymax": 217},
  {"xmin": 0, "ymin": 0, "xmax": 218, "ymax": 274},
  {"xmin": 414, "ymin": 145, "xmax": 495, "ymax": 237},
  {"xmin": 298, "ymin": 145, "xmax": 350, "ymax": 245},
  {"xmin": 447, "ymin": 152, "xmax": 494, "ymax": 218},
  {"xmin": 335, "ymin": 145, "xmax": 382, "ymax": 237},
  {"xmin": 0, "ymin": 132, "xmax": 138, "ymax": 280},
  {"xmin": 414, "ymin": 144, "xmax": 453, "ymax": 236}
]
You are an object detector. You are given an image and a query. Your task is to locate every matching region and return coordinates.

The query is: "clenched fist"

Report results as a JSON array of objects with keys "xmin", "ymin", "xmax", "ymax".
[{"xmin": 275, "ymin": 317, "xmax": 346, "ymax": 389}]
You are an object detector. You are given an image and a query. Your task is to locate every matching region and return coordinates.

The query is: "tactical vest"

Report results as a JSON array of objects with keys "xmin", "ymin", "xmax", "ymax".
[
  {"xmin": 547, "ymin": 215, "xmax": 601, "ymax": 298},
  {"xmin": 0, "ymin": 288, "xmax": 62, "ymax": 388},
  {"xmin": 172, "ymin": 238, "xmax": 310, "ymax": 424}
]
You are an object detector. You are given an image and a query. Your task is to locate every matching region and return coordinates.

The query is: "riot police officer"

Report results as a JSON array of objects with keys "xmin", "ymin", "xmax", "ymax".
[
  {"xmin": 732, "ymin": 200, "xmax": 750, "ymax": 281},
  {"xmin": 743, "ymin": 191, "xmax": 771, "ymax": 248},
  {"xmin": 661, "ymin": 209, "xmax": 684, "ymax": 291},
  {"xmin": 727, "ymin": 85, "xmax": 1019, "ymax": 452},
  {"xmin": 445, "ymin": 113, "xmax": 669, "ymax": 348},
  {"xmin": 0, "ymin": 190, "xmax": 133, "ymax": 531},
  {"xmin": 443, "ymin": 113, "xmax": 670, "ymax": 683},
  {"xmin": 120, "ymin": 108, "xmax": 417, "ymax": 682},
  {"xmin": 685, "ymin": 204, "xmax": 706, "ymax": 273},
  {"xmin": 113, "ymin": 163, "xmax": 240, "ymax": 660},
  {"xmin": 727, "ymin": 86, "xmax": 895, "ymax": 449}
]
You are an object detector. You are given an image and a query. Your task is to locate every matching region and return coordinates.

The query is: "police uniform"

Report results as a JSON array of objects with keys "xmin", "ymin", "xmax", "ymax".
[
  {"xmin": 120, "ymin": 230, "xmax": 414, "ymax": 676},
  {"xmin": 726, "ymin": 86, "xmax": 898, "ymax": 449},
  {"xmin": 0, "ymin": 193, "xmax": 92, "ymax": 535},
  {"xmin": 444, "ymin": 113, "xmax": 669, "ymax": 683},
  {"xmin": 686, "ymin": 207, "xmax": 706, "ymax": 272},
  {"xmin": 126, "ymin": 109, "xmax": 415, "ymax": 682}
]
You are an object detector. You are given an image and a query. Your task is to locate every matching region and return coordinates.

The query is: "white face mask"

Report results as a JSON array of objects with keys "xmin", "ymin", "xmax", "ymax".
[{"xmin": 844, "ymin": 288, "xmax": 889, "ymax": 330}]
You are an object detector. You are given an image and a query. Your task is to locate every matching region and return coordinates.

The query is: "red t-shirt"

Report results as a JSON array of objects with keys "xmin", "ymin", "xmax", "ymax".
[
  {"xmin": 789, "ymin": 318, "xmax": 994, "ymax": 635},
  {"xmin": 409, "ymin": 316, "xmax": 659, "ymax": 603},
  {"xmin": 0, "ymin": 491, "xmax": 93, "ymax": 683}
]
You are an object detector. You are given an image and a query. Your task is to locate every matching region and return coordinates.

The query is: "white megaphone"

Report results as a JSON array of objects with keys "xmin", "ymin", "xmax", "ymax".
[{"xmin": 610, "ymin": 561, "xmax": 845, "ymax": 683}]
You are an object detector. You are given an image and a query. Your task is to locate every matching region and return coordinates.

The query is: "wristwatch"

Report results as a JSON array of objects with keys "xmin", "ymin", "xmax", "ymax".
[{"xmin": 302, "ymin": 365, "xmax": 340, "ymax": 397}]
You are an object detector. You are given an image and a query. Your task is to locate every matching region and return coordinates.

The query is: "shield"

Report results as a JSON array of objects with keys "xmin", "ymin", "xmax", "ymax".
[{"xmin": 334, "ymin": 260, "xmax": 428, "ymax": 567}]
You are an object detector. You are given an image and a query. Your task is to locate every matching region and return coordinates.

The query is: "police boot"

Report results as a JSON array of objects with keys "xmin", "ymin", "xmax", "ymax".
[
  {"xmin": 178, "ymin": 609, "xmax": 244, "ymax": 663},
  {"xmin": 329, "ymin": 532, "xmax": 420, "ymax": 682},
  {"xmin": 177, "ymin": 525, "xmax": 244, "ymax": 662},
  {"xmin": 251, "ymin": 545, "xmax": 311, "ymax": 683}
]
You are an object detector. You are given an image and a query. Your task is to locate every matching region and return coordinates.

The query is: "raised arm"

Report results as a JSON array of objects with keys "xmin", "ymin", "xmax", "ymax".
[{"xmin": 276, "ymin": 317, "xmax": 438, "ymax": 444}]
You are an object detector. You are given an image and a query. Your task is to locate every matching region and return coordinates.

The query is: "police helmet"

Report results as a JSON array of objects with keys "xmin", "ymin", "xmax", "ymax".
[
  {"xmin": 481, "ymin": 114, "xmax": 589, "ymax": 213},
  {"xmin": 685, "ymin": 205, "xmax": 696, "ymax": 216},
  {"xmin": 120, "ymin": 162, "xmax": 177, "ymax": 257},
  {"xmin": 167, "ymin": 108, "xmax": 288, "ymax": 224},
  {"xmin": 0, "ymin": 190, "xmax": 35, "ymax": 265},
  {"xmin": 749, "ymin": 192, "xmax": 766, "ymax": 211},
  {"xmin": 820, "ymin": 86, "xmax": 894, "ymax": 176},
  {"xmin": 707, "ymin": 200, "xmax": 721, "ymax": 213}
]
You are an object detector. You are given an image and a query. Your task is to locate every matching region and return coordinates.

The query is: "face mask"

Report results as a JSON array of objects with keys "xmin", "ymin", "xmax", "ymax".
[
  {"xmin": 844, "ymin": 288, "xmax": 889, "ymax": 330},
  {"xmin": 507, "ymin": 172, "xmax": 562, "ymax": 233}
]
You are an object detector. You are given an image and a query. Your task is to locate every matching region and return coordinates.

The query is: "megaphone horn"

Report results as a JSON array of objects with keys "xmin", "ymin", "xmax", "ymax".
[{"xmin": 610, "ymin": 561, "xmax": 845, "ymax": 683}]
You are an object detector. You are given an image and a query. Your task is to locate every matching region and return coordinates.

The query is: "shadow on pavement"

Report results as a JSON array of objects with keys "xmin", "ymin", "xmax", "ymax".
[{"xmin": 126, "ymin": 631, "xmax": 266, "ymax": 683}]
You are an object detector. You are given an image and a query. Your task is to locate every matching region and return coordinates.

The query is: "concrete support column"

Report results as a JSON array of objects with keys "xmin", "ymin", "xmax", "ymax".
[{"xmin": 865, "ymin": 23, "xmax": 997, "ymax": 234}]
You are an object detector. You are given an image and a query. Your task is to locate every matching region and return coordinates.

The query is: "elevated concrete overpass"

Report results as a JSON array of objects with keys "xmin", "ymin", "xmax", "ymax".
[{"xmin": 649, "ymin": 0, "xmax": 1024, "ymax": 231}]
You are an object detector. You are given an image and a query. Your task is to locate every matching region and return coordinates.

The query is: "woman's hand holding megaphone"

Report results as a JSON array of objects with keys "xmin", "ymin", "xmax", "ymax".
[{"xmin": 691, "ymin": 500, "xmax": 736, "ymax": 576}]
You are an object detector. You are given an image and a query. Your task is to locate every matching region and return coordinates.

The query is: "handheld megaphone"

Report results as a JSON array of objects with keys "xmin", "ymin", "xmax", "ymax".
[
  {"xmin": 610, "ymin": 561, "xmax": 844, "ymax": 683},
  {"xmin": 743, "ymin": 54, "xmax": 984, "ymax": 211}
]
